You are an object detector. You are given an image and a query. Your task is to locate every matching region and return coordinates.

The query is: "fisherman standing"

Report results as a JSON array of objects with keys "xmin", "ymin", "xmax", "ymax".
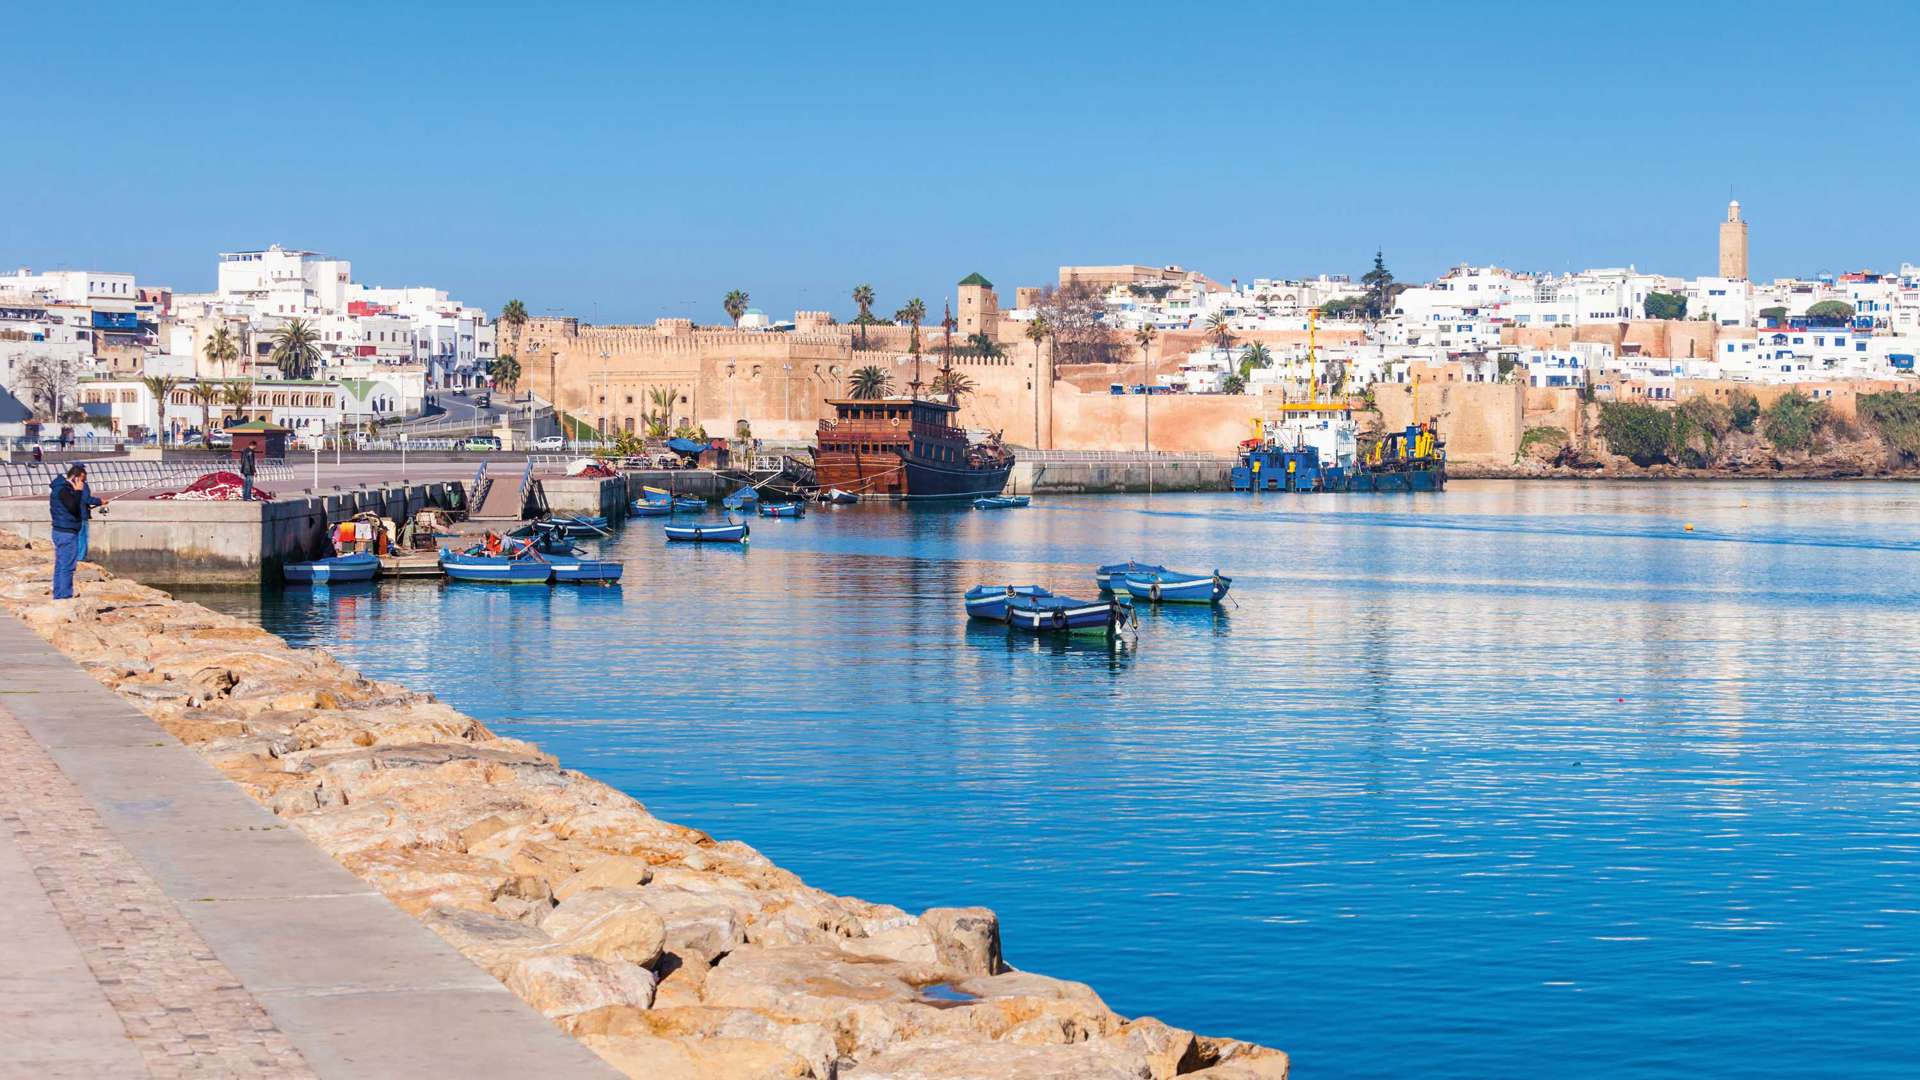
[
  {"xmin": 47, "ymin": 465, "xmax": 87, "ymax": 599},
  {"xmin": 239, "ymin": 444, "xmax": 257, "ymax": 501}
]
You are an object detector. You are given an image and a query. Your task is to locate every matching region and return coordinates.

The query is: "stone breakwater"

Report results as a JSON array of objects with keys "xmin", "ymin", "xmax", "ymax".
[{"xmin": 0, "ymin": 529, "xmax": 1286, "ymax": 1080}]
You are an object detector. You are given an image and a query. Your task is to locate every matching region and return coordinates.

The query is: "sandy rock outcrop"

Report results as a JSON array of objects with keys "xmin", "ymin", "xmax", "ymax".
[{"xmin": 0, "ymin": 531, "xmax": 1286, "ymax": 1080}]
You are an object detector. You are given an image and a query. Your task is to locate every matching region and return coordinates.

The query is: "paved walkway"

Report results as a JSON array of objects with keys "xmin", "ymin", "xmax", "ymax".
[{"xmin": 0, "ymin": 616, "xmax": 616, "ymax": 1079}]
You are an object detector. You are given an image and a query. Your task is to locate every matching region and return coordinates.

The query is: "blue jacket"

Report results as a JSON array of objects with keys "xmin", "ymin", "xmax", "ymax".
[
  {"xmin": 48, "ymin": 477, "xmax": 83, "ymax": 532},
  {"xmin": 80, "ymin": 480, "xmax": 102, "ymax": 520}
]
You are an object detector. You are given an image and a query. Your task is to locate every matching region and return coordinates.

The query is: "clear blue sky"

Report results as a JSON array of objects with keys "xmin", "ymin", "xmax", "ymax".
[{"xmin": 13, "ymin": 1, "xmax": 1917, "ymax": 324}]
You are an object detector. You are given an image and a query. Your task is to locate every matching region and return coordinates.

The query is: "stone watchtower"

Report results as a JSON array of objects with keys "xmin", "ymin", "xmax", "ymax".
[
  {"xmin": 1718, "ymin": 200, "xmax": 1749, "ymax": 280},
  {"xmin": 956, "ymin": 272, "xmax": 1000, "ymax": 338}
]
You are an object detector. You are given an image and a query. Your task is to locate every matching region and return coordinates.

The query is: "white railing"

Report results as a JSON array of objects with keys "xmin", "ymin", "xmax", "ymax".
[
  {"xmin": 0, "ymin": 459, "xmax": 295, "ymax": 499},
  {"xmin": 1018, "ymin": 450, "xmax": 1235, "ymax": 464}
]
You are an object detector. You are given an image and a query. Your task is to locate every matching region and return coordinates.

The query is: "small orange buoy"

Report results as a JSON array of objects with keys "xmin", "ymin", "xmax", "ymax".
[{"xmin": 1683, "ymin": 523, "xmax": 1694, "ymax": 532}]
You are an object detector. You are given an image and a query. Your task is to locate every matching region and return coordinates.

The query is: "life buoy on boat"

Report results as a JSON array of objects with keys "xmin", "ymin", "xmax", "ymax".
[
  {"xmin": 890, "ymin": 417, "xmax": 901, "ymax": 429},
  {"xmin": 1149, "ymin": 582, "xmax": 1161, "ymax": 602},
  {"xmin": 1050, "ymin": 609, "xmax": 1066, "ymax": 630}
]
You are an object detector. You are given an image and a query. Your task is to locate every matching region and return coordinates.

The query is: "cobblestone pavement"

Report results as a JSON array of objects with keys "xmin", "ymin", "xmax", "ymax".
[{"xmin": 0, "ymin": 703, "xmax": 315, "ymax": 1079}]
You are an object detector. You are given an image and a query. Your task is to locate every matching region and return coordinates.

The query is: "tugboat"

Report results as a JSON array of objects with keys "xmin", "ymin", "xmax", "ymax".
[{"xmin": 811, "ymin": 304, "xmax": 1014, "ymax": 500}]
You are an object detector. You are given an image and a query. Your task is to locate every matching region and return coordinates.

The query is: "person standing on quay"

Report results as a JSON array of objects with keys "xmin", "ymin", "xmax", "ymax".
[
  {"xmin": 240, "ymin": 444, "xmax": 257, "ymax": 501},
  {"xmin": 73, "ymin": 464, "xmax": 103, "ymax": 562},
  {"xmin": 47, "ymin": 465, "xmax": 86, "ymax": 599}
]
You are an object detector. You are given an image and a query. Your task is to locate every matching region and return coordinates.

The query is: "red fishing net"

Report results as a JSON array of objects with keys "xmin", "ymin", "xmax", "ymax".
[{"xmin": 153, "ymin": 471, "xmax": 276, "ymax": 501}]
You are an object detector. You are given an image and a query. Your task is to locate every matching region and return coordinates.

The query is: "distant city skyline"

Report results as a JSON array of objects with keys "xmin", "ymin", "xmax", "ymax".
[{"xmin": 9, "ymin": 2, "xmax": 1918, "ymax": 325}]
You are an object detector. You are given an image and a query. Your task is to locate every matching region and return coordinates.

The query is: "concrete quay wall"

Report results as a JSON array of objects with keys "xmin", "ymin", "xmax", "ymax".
[
  {"xmin": 0, "ymin": 481, "xmax": 465, "ymax": 584},
  {"xmin": 1010, "ymin": 457, "xmax": 1234, "ymax": 494}
]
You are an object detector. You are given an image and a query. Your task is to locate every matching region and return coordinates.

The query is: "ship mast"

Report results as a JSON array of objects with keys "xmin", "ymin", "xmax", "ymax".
[{"xmin": 939, "ymin": 302, "xmax": 958, "ymax": 405}]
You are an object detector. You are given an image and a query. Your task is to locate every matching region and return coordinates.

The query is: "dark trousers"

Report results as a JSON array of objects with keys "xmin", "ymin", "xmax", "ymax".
[
  {"xmin": 52, "ymin": 529, "xmax": 78, "ymax": 599},
  {"xmin": 242, "ymin": 474, "xmax": 254, "ymax": 501}
]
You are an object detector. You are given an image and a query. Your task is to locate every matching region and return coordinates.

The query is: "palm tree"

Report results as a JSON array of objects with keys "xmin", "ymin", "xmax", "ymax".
[
  {"xmin": 497, "ymin": 299, "xmax": 528, "ymax": 374},
  {"xmin": 1025, "ymin": 315, "xmax": 1050, "ymax": 448},
  {"xmin": 848, "ymin": 366, "xmax": 893, "ymax": 399},
  {"xmin": 490, "ymin": 354, "xmax": 521, "ymax": 396},
  {"xmin": 1135, "ymin": 323, "xmax": 1157, "ymax": 491},
  {"xmin": 647, "ymin": 386, "xmax": 676, "ymax": 436},
  {"xmin": 1206, "ymin": 310, "xmax": 1234, "ymax": 354},
  {"xmin": 852, "ymin": 283, "xmax": 875, "ymax": 348},
  {"xmin": 140, "ymin": 375, "xmax": 178, "ymax": 442},
  {"xmin": 203, "ymin": 324, "xmax": 238, "ymax": 379},
  {"xmin": 221, "ymin": 379, "xmax": 256, "ymax": 426},
  {"xmin": 895, "ymin": 297, "xmax": 926, "ymax": 356},
  {"xmin": 723, "ymin": 290, "xmax": 750, "ymax": 326},
  {"xmin": 190, "ymin": 382, "xmax": 221, "ymax": 445},
  {"xmin": 269, "ymin": 319, "xmax": 322, "ymax": 380},
  {"xmin": 1222, "ymin": 373, "xmax": 1248, "ymax": 395},
  {"xmin": 1238, "ymin": 342, "xmax": 1273, "ymax": 381},
  {"xmin": 930, "ymin": 369, "xmax": 975, "ymax": 403}
]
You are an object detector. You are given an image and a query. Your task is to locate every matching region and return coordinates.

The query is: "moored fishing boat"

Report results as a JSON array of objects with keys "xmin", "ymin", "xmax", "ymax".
[
  {"xmin": 963, "ymin": 584, "xmax": 1053, "ymax": 621},
  {"xmin": 539, "ymin": 514, "xmax": 610, "ymax": 537},
  {"xmin": 1095, "ymin": 561, "xmax": 1168, "ymax": 592},
  {"xmin": 758, "ymin": 501, "xmax": 805, "ymax": 518},
  {"xmin": 671, "ymin": 496, "xmax": 708, "ymax": 512},
  {"xmin": 1006, "ymin": 593, "xmax": 1130, "ymax": 635},
  {"xmin": 1122, "ymin": 568, "xmax": 1231, "ymax": 605},
  {"xmin": 971, "ymin": 495, "xmax": 1030, "ymax": 510},
  {"xmin": 283, "ymin": 552, "xmax": 380, "ymax": 584},
  {"xmin": 439, "ymin": 550, "xmax": 553, "ymax": 584},
  {"xmin": 629, "ymin": 500, "xmax": 671, "ymax": 517},
  {"xmin": 721, "ymin": 485, "xmax": 760, "ymax": 511},
  {"xmin": 664, "ymin": 521, "xmax": 749, "ymax": 543},
  {"xmin": 544, "ymin": 555, "xmax": 624, "ymax": 583},
  {"xmin": 822, "ymin": 489, "xmax": 859, "ymax": 505}
]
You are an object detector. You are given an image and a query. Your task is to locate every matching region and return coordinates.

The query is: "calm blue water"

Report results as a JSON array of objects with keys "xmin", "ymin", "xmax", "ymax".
[{"xmin": 180, "ymin": 481, "xmax": 1920, "ymax": 1078}]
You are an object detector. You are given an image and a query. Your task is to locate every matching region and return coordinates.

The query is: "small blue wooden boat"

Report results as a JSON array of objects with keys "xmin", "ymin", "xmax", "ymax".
[
  {"xmin": 544, "ymin": 555, "xmax": 624, "ymax": 583},
  {"xmin": 963, "ymin": 584, "xmax": 1052, "ymax": 621},
  {"xmin": 1095, "ymin": 561, "xmax": 1168, "ymax": 592},
  {"xmin": 971, "ymin": 495, "xmax": 1030, "ymax": 509},
  {"xmin": 518, "ymin": 523, "xmax": 579, "ymax": 554},
  {"xmin": 758, "ymin": 501, "xmax": 806, "ymax": 518},
  {"xmin": 1006, "ymin": 594, "xmax": 1130, "ymax": 635},
  {"xmin": 671, "ymin": 496, "xmax": 707, "ymax": 512},
  {"xmin": 440, "ymin": 550, "xmax": 553, "ymax": 584},
  {"xmin": 543, "ymin": 515, "xmax": 609, "ymax": 537},
  {"xmin": 284, "ymin": 552, "xmax": 380, "ymax": 584},
  {"xmin": 664, "ymin": 521, "xmax": 749, "ymax": 543},
  {"xmin": 721, "ymin": 485, "xmax": 760, "ymax": 510},
  {"xmin": 823, "ymin": 489, "xmax": 859, "ymax": 505},
  {"xmin": 629, "ymin": 500, "xmax": 671, "ymax": 517},
  {"xmin": 1122, "ymin": 568, "xmax": 1231, "ymax": 605}
]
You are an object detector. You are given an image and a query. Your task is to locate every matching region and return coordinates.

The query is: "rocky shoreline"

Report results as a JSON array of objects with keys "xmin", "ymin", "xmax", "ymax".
[{"xmin": 0, "ymin": 528, "xmax": 1285, "ymax": 1080}]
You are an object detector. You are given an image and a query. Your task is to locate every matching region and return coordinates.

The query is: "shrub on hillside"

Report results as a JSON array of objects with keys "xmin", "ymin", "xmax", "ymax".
[
  {"xmin": 1728, "ymin": 389, "xmax": 1761, "ymax": 433},
  {"xmin": 1858, "ymin": 391, "xmax": 1920, "ymax": 459},
  {"xmin": 1671, "ymin": 398, "xmax": 1734, "ymax": 467},
  {"xmin": 1762, "ymin": 392, "xmax": 1829, "ymax": 454},
  {"xmin": 1596, "ymin": 402, "xmax": 1673, "ymax": 466}
]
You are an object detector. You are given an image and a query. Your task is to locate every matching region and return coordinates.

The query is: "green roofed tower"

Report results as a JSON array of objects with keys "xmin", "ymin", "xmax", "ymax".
[{"xmin": 956, "ymin": 272, "xmax": 999, "ymax": 338}]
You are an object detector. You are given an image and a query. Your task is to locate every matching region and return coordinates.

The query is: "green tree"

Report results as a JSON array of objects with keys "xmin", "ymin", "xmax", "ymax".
[
  {"xmin": 723, "ymin": 290, "xmax": 750, "ymax": 325},
  {"xmin": 221, "ymin": 379, "xmax": 256, "ymax": 426},
  {"xmin": 895, "ymin": 298, "xmax": 926, "ymax": 356},
  {"xmin": 1237, "ymin": 342, "xmax": 1273, "ymax": 381},
  {"xmin": 1360, "ymin": 250, "xmax": 1395, "ymax": 319},
  {"xmin": 269, "ymin": 319, "xmax": 322, "ymax": 380},
  {"xmin": 1320, "ymin": 296, "xmax": 1368, "ymax": 319},
  {"xmin": 1763, "ymin": 391, "xmax": 1828, "ymax": 452},
  {"xmin": 646, "ymin": 385, "xmax": 676, "ymax": 437},
  {"xmin": 1644, "ymin": 291, "xmax": 1688, "ymax": 320},
  {"xmin": 1805, "ymin": 300, "xmax": 1855, "ymax": 323},
  {"xmin": 1205, "ymin": 309, "xmax": 1234, "ymax": 353},
  {"xmin": 1221, "ymin": 373, "xmax": 1247, "ymax": 395},
  {"xmin": 964, "ymin": 331, "xmax": 1006, "ymax": 358},
  {"xmin": 1758, "ymin": 305, "xmax": 1788, "ymax": 323},
  {"xmin": 1024, "ymin": 315, "xmax": 1050, "ymax": 374},
  {"xmin": 1135, "ymin": 323, "xmax": 1157, "ymax": 458},
  {"xmin": 203, "ymin": 324, "xmax": 239, "ymax": 378},
  {"xmin": 848, "ymin": 365, "xmax": 893, "ymax": 399},
  {"xmin": 490, "ymin": 354, "xmax": 521, "ymax": 395},
  {"xmin": 190, "ymin": 382, "xmax": 221, "ymax": 445},
  {"xmin": 1728, "ymin": 389, "xmax": 1761, "ymax": 433},
  {"xmin": 1596, "ymin": 402, "xmax": 1675, "ymax": 466},
  {"xmin": 930, "ymin": 369, "xmax": 975, "ymax": 403},
  {"xmin": 1858, "ymin": 391, "xmax": 1920, "ymax": 459},
  {"xmin": 497, "ymin": 299, "xmax": 528, "ymax": 363},
  {"xmin": 851, "ymin": 283, "xmax": 876, "ymax": 347},
  {"xmin": 140, "ymin": 375, "xmax": 179, "ymax": 441}
]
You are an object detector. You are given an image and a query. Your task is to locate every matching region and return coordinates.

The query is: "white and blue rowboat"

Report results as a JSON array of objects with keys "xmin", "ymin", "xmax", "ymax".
[
  {"xmin": 1006, "ymin": 594, "xmax": 1130, "ymax": 635},
  {"xmin": 758, "ymin": 501, "xmax": 805, "ymax": 518},
  {"xmin": 283, "ymin": 552, "xmax": 380, "ymax": 584},
  {"xmin": 823, "ymin": 489, "xmax": 859, "ymax": 505},
  {"xmin": 664, "ymin": 521, "xmax": 749, "ymax": 543},
  {"xmin": 971, "ymin": 494, "xmax": 1030, "ymax": 509},
  {"xmin": 720, "ymin": 485, "xmax": 760, "ymax": 510},
  {"xmin": 544, "ymin": 515, "xmax": 609, "ymax": 537},
  {"xmin": 1122, "ymin": 568, "xmax": 1231, "ymax": 605},
  {"xmin": 671, "ymin": 496, "xmax": 707, "ymax": 512},
  {"xmin": 439, "ymin": 551, "xmax": 553, "ymax": 584},
  {"xmin": 629, "ymin": 500, "xmax": 671, "ymax": 517},
  {"xmin": 1095, "ymin": 561, "xmax": 1167, "ymax": 592},
  {"xmin": 963, "ymin": 584, "xmax": 1053, "ymax": 621}
]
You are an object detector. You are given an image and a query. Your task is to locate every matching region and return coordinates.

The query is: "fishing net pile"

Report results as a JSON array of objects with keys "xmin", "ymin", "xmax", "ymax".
[
  {"xmin": 565, "ymin": 458, "xmax": 619, "ymax": 478},
  {"xmin": 153, "ymin": 471, "xmax": 276, "ymax": 502}
]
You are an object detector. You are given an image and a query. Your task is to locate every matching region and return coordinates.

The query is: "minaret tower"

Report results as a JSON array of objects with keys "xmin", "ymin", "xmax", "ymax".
[{"xmin": 1718, "ymin": 200, "xmax": 1749, "ymax": 280}]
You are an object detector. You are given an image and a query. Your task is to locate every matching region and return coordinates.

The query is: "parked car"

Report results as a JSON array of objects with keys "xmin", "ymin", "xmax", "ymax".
[
  {"xmin": 208, "ymin": 429, "xmax": 233, "ymax": 448},
  {"xmin": 463, "ymin": 436, "xmax": 502, "ymax": 452},
  {"xmin": 533, "ymin": 435, "xmax": 566, "ymax": 451},
  {"xmin": 475, "ymin": 393, "xmax": 491, "ymax": 408}
]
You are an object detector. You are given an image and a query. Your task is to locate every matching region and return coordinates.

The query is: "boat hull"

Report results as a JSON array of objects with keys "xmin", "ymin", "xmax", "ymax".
[
  {"xmin": 811, "ymin": 450, "xmax": 908, "ymax": 499},
  {"xmin": 630, "ymin": 502, "xmax": 671, "ymax": 517},
  {"xmin": 284, "ymin": 553, "xmax": 380, "ymax": 584},
  {"xmin": 548, "ymin": 559, "xmax": 624, "ymax": 583},
  {"xmin": 664, "ymin": 523, "xmax": 749, "ymax": 543},
  {"xmin": 963, "ymin": 585, "xmax": 1053, "ymax": 621},
  {"xmin": 901, "ymin": 454, "xmax": 1013, "ymax": 500},
  {"xmin": 1007, "ymin": 596, "xmax": 1128, "ymax": 635},
  {"xmin": 758, "ymin": 503, "xmax": 805, "ymax": 518},
  {"xmin": 1123, "ymin": 572, "xmax": 1230, "ymax": 605},
  {"xmin": 1095, "ymin": 562, "xmax": 1167, "ymax": 592},
  {"xmin": 439, "ymin": 555, "xmax": 552, "ymax": 584}
]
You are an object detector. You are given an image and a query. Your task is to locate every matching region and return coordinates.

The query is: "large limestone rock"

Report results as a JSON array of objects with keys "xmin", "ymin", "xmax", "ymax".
[
  {"xmin": 541, "ymin": 888, "xmax": 667, "ymax": 967},
  {"xmin": 567, "ymin": 1005, "xmax": 838, "ymax": 1079},
  {"xmin": 920, "ymin": 907, "xmax": 1004, "ymax": 976},
  {"xmin": 420, "ymin": 906, "xmax": 553, "ymax": 980},
  {"xmin": 843, "ymin": 1036, "xmax": 1156, "ymax": 1079},
  {"xmin": 506, "ymin": 954, "xmax": 656, "ymax": 1019},
  {"xmin": 577, "ymin": 1033, "xmax": 811, "ymax": 1080},
  {"xmin": 553, "ymin": 855, "xmax": 656, "ymax": 901}
]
